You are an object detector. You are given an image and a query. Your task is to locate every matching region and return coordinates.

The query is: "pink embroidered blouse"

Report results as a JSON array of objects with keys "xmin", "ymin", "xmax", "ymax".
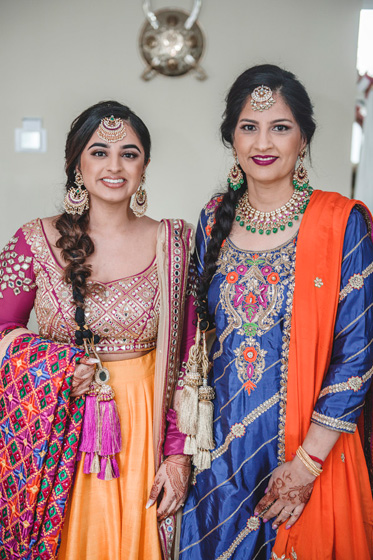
[{"xmin": 0, "ymin": 219, "xmax": 160, "ymax": 355}]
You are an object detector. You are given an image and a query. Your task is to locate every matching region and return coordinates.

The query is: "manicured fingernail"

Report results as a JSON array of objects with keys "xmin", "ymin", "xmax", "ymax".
[
  {"xmin": 263, "ymin": 518, "xmax": 268, "ymax": 524},
  {"xmin": 254, "ymin": 511, "xmax": 259, "ymax": 516},
  {"xmin": 272, "ymin": 524, "xmax": 278, "ymax": 530},
  {"xmin": 145, "ymin": 500, "xmax": 154, "ymax": 509},
  {"xmin": 286, "ymin": 524, "xmax": 291, "ymax": 530},
  {"xmin": 264, "ymin": 487, "xmax": 268, "ymax": 494}
]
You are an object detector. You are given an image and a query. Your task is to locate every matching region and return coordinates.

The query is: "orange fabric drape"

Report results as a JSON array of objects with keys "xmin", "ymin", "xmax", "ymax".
[{"xmin": 272, "ymin": 191, "xmax": 373, "ymax": 559}]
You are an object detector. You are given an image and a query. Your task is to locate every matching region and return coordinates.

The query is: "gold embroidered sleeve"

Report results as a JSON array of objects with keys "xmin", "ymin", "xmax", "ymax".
[{"xmin": 311, "ymin": 411, "xmax": 356, "ymax": 433}]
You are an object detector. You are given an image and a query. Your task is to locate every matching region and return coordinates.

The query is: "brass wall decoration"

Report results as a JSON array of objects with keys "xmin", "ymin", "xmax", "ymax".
[{"xmin": 139, "ymin": 0, "xmax": 206, "ymax": 81}]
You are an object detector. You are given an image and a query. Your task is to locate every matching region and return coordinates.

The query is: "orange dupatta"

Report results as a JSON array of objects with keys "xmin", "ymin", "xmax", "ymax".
[{"xmin": 272, "ymin": 191, "xmax": 373, "ymax": 559}]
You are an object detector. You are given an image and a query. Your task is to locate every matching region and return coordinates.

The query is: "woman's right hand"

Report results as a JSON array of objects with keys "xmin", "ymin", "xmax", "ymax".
[{"xmin": 71, "ymin": 356, "xmax": 98, "ymax": 397}]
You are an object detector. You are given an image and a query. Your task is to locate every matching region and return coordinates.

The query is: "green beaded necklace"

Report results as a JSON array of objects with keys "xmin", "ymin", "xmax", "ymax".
[{"xmin": 235, "ymin": 184, "xmax": 313, "ymax": 235}]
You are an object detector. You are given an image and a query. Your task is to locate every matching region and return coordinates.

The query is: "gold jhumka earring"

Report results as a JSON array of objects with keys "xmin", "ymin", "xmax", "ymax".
[
  {"xmin": 131, "ymin": 174, "xmax": 148, "ymax": 217},
  {"xmin": 63, "ymin": 171, "xmax": 89, "ymax": 215}
]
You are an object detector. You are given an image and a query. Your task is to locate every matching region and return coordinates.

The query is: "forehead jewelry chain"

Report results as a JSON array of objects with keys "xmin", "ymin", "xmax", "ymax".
[
  {"xmin": 235, "ymin": 185, "xmax": 313, "ymax": 235},
  {"xmin": 250, "ymin": 85, "xmax": 275, "ymax": 112},
  {"xmin": 97, "ymin": 115, "xmax": 127, "ymax": 143}
]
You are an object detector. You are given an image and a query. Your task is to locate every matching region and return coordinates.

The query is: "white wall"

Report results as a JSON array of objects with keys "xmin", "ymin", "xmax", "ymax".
[{"xmin": 0, "ymin": 0, "xmax": 362, "ymax": 247}]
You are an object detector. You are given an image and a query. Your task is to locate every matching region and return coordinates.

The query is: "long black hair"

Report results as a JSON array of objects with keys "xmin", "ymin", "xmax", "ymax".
[
  {"xmin": 198, "ymin": 64, "xmax": 316, "ymax": 328},
  {"xmin": 55, "ymin": 101, "xmax": 151, "ymax": 344}
]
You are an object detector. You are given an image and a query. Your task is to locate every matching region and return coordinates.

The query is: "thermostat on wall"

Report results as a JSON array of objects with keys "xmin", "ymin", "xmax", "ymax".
[{"xmin": 15, "ymin": 118, "xmax": 47, "ymax": 153}]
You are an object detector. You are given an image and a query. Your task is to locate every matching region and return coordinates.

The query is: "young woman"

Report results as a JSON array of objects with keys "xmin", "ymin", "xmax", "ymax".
[
  {"xmin": 0, "ymin": 101, "xmax": 195, "ymax": 560},
  {"xmin": 179, "ymin": 65, "xmax": 373, "ymax": 559}
]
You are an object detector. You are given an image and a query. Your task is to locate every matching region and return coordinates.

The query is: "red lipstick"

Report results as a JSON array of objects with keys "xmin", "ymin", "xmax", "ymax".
[{"xmin": 252, "ymin": 156, "xmax": 278, "ymax": 166}]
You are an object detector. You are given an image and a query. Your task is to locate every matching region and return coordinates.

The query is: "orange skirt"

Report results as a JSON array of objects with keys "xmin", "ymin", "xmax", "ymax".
[{"xmin": 59, "ymin": 350, "xmax": 162, "ymax": 560}]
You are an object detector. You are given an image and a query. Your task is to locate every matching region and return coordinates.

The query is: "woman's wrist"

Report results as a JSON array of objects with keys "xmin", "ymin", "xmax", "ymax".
[
  {"xmin": 295, "ymin": 446, "xmax": 323, "ymax": 477},
  {"xmin": 165, "ymin": 453, "xmax": 191, "ymax": 464}
]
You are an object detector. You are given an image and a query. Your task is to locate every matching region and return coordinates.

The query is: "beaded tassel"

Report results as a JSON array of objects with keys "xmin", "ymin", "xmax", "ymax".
[
  {"xmin": 78, "ymin": 346, "xmax": 122, "ymax": 481},
  {"xmin": 178, "ymin": 326, "xmax": 202, "ymax": 437},
  {"xmin": 178, "ymin": 322, "xmax": 215, "ymax": 472}
]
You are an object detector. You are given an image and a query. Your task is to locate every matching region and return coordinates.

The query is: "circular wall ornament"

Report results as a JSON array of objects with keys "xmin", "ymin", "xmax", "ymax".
[{"xmin": 139, "ymin": 1, "xmax": 206, "ymax": 80}]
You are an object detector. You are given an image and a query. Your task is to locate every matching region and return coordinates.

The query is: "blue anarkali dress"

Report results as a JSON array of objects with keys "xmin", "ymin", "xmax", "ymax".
[{"xmin": 179, "ymin": 195, "xmax": 373, "ymax": 560}]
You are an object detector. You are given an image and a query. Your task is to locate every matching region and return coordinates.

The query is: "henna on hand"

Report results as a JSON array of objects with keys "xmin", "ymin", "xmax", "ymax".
[
  {"xmin": 165, "ymin": 459, "xmax": 190, "ymax": 501},
  {"xmin": 254, "ymin": 462, "xmax": 315, "ymax": 525},
  {"xmin": 146, "ymin": 454, "xmax": 191, "ymax": 519}
]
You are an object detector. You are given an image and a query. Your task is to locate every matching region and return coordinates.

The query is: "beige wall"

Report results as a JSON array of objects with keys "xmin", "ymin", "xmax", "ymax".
[{"xmin": 0, "ymin": 0, "xmax": 362, "ymax": 247}]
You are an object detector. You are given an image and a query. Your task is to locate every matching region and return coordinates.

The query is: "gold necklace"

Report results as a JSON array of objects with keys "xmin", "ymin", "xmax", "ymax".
[{"xmin": 235, "ymin": 185, "xmax": 313, "ymax": 235}]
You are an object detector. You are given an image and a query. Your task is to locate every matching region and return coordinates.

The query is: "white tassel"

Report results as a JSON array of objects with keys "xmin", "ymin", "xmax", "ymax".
[
  {"xmin": 195, "ymin": 395, "xmax": 215, "ymax": 450},
  {"xmin": 178, "ymin": 364, "xmax": 201, "ymax": 435},
  {"xmin": 90, "ymin": 452, "xmax": 100, "ymax": 474},
  {"xmin": 194, "ymin": 449, "xmax": 211, "ymax": 471},
  {"xmin": 184, "ymin": 434, "xmax": 198, "ymax": 455},
  {"xmin": 104, "ymin": 457, "xmax": 114, "ymax": 481}
]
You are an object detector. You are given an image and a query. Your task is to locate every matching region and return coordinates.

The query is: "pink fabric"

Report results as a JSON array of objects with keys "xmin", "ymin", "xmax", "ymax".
[
  {"xmin": 163, "ymin": 409, "xmax": 187, "ymax": 455},
  {"xmin": 0, "ymin": 227, "xmax": 36, "ymax": 331}
]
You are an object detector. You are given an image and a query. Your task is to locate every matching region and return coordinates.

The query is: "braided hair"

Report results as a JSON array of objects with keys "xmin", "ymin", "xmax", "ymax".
[
  {"xmin": 198, "ymin": 64, "xmax": 316, "ymax": 327},
  {"xmin": 55, "ymin": 101, "xmax": 151, "ymax": 345}
]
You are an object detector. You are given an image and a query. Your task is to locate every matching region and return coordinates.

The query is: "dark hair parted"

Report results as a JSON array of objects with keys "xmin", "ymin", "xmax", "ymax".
[
  {"xmin": 221, "ymin": 64, "xmax": 316, "ymax": 147},
  {"xmin": 55, "ymin": 101, "xmax": 151, "ymax": 313},
  {"xmin": 198, "ymin": 65, "xmax": 316, "ymax": 326}
]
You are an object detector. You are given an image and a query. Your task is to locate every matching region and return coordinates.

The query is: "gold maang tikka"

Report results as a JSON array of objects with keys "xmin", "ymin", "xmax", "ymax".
[
  {"xmin": 250, "ymin": 85, "xmax": 275, "ymax": 112},
  {"xmin": 97, "ymin": 115, "xmax": 127, "ymax": 143}
]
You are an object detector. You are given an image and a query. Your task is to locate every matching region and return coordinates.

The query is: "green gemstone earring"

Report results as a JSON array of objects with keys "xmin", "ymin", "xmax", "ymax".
[
  {"xmin": 293, "ymin": 148, "xmax": 309, "ymax": 190},
  {"xmin": 227, "ymin": 149, "xmax": 244, "ymax": 191}
]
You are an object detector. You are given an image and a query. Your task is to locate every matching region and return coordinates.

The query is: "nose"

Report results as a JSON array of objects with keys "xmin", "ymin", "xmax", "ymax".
[
  {"xmin": 254, "ymin": 129, "xmax": 273, "ymax": 152},
  {"xmin": 106, "ymin": 153, "xmax": 123, "ymax": 174}
]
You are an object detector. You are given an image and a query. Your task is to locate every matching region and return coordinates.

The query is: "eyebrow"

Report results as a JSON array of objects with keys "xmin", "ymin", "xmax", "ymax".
[
  {"xmin": 87, "ymin": 142, "xmax": 141, "ymax": 152},
  {"xmin": 239, "ymin": 118, "xmax": 294, "ymax": 124}
]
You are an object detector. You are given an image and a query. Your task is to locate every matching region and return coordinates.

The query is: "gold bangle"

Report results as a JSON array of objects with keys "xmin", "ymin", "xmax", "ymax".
[{"xmin": 296, "ymin": 446, "xmax": 323, "ymax": 477}]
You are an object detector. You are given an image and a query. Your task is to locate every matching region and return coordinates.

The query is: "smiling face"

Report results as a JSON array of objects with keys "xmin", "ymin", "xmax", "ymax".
[
  {"xmin": 77, "ymin": 122, "xmax": 146, "ymax": 206},
  {"xmin": 233, "ymin": 92, "xmax": 306, "ymax": 188}
]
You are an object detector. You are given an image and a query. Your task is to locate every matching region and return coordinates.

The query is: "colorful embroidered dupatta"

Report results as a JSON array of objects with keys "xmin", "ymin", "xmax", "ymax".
[
  {"xmin": 0, "ymin": 331, "xmax": 83, "ymax": 560},
  {"xmin": 272, "ymin": 191, "xmax": 373, "ymax": 559}
]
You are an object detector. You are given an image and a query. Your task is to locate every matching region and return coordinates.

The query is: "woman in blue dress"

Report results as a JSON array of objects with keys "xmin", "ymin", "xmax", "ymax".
[{"xmin": 179, "ymin": 65, "xmax": 373, "ymax": 559}]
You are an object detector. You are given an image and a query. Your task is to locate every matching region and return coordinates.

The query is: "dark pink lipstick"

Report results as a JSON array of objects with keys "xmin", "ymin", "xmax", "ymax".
[{"xmin": 252, "ymin": 156, "xmax": 278, "ymax": 166}]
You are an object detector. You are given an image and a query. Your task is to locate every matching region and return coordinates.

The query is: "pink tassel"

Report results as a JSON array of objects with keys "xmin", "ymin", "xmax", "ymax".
[
  {"xmin": 100, "ymin": 400, "xmax": 122, "ymax": 456},
  {"xmin": 83, "ymin": 452, "xmax": 93, "ymax": 474},
  {"xmin": 78, "ymin": 382, "xmax": 121, "ymax": 480},
  {"xmin": 79, "ymin": 395, "xmax": 98, "ymax": 453},
  {"xmin": 111, "ymin": 456, "xmax": 120, "ymax": 478},
  {"xmin": 98, "ymin": 456, "xmax": 108, "ymax": 480}
]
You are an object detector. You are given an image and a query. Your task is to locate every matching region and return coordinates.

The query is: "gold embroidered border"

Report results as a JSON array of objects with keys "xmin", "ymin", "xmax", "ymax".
[
  {"xmin": 318, "ymin": 365, "xmax": 373, "ymax": 398},
  {"xmin": 311, "ymin": 411, "xmax": 356, "ymax": 433},
  {"xmin": 216, "ymin": 517, "xmax": 260, "ymax": 560},
  {"xmin": 277, "ymin": 259, "xmax": 295, "ymax": 464},
  {"xmin": 211, "ymin": 393, "xmax": 280, "ymax": 460},
  {"xmin": 339, "ymin": 262, "xmax": 373, "ymax": 302}
]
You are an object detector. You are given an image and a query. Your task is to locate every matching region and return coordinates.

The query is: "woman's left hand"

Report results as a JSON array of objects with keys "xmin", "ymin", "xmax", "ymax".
[
  {"xmin": 146, "ymin": 454, "xmax": 191, "ymax": 521},
  {"xmin": 254, "ymin": 457, "xmax": 316, "ymax": 530}
]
